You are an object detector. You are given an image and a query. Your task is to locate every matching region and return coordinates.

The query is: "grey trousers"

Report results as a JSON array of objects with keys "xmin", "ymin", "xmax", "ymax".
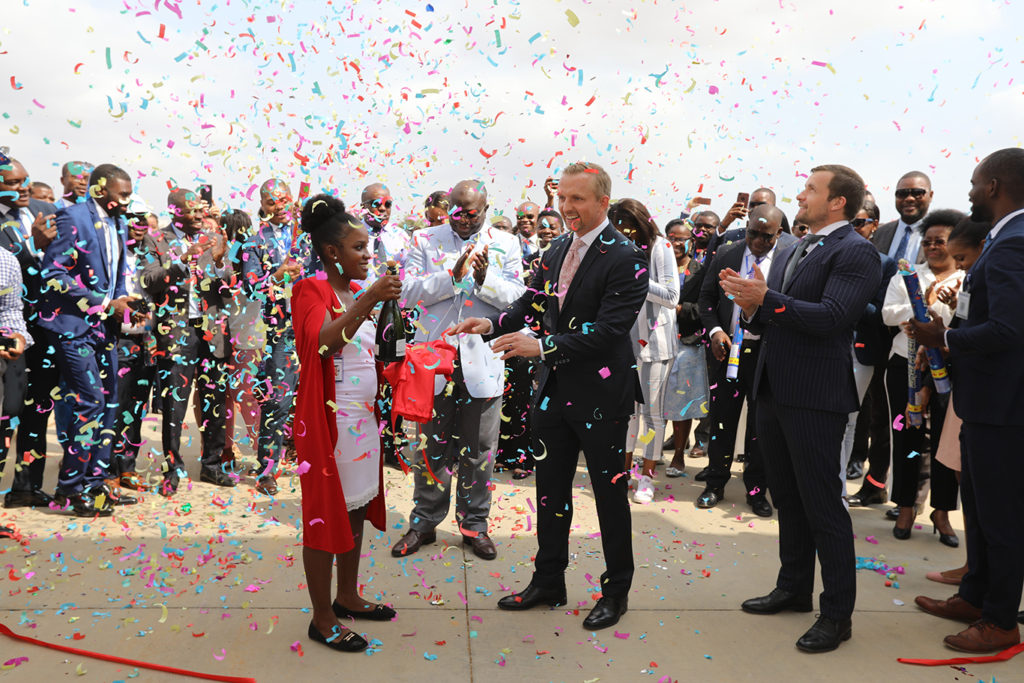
[{"xmin": 409, "ymin": 367, "xmax": 500, "ymax": 534}]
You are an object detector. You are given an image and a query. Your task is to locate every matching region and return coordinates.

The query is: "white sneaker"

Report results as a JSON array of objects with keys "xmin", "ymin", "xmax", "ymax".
[{"xmin": 633, "ymin": 475, "xmax": 655, "ymax": 504}]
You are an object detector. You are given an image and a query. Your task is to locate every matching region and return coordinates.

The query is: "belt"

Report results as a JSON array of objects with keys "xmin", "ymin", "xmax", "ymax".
[{"xmin": 188, "ymin": 317, "xmax": 203, "ymax": 327}]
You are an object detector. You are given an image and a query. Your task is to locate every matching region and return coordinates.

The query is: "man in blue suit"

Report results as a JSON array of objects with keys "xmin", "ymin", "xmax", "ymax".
[
  {"xmin": 721, "ymin": 165, "xmax": 881, "ymax": 653},
  {"xmin": 911, "ymin": 148, "xmax": 1024, "ymax": 653},
  {"xmin": 38, "ymin": 163, "xmax": 144, "ymax": 516}
]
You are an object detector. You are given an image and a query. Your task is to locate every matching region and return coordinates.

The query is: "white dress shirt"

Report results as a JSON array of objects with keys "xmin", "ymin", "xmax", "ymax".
[{"xmin": 710, "ymin": 242, "xmax": 779, "ymax": 342}]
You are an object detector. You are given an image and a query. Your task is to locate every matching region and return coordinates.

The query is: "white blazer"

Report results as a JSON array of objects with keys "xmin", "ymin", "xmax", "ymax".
[
  {"xmin": 632, "ymin": 236, "xmax": 680, "ymax": 362},
  {"xmin": 403, "ymin": 223, "xmax": 526, "ymax": 398}
]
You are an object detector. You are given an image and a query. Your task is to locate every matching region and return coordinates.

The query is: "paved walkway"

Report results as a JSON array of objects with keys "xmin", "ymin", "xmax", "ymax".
[{"xmin": 0, "ymin": 418, "xmax": 1008, "ymax": 682}]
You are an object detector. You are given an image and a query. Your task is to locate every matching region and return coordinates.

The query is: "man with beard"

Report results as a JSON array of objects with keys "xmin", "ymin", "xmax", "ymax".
[
  {"xmin": 722, "ymin": 165, "xmax": 880, "ymax": 653},
  {"xmin": 54, "ymin": 161, "xmax": 94, "ymax": 209},
  {"xmin": 909, "ymin": 148, "xmax": 1024, "ymax": 653}
]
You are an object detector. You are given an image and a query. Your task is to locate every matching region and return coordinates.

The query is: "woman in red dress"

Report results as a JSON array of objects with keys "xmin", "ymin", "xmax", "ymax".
[{"xmin": 292, "ymin": 195, "xmax": 402, "ymax": 652}]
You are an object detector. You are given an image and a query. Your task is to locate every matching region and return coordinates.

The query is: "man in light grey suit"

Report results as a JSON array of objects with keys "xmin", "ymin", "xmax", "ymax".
[{"xmin": 391, "ymin": 180, "xmax": 525, "ymax": 561}]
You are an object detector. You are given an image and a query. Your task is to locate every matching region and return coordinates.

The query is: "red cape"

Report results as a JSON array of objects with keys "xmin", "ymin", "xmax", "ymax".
[{"xmin": 292, "ymin": 276, "xmax": 386, "ymax": 554}]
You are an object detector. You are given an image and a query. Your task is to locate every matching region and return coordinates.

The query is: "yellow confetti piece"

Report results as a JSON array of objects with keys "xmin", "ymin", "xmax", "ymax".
[
  {"xmin": 637, "ymin": 428, "xmax": 656, "ymax": 445},
  {"xmin": 158, "ymin": 603, "xmax": 168, "ymax": 623},
  {"xmin": 565, "ymin": 9, "xmax": 580, "ymax": 26}
]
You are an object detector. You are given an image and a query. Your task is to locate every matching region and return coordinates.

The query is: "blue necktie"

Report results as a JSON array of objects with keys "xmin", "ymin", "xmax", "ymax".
[{"xmin": 893, "ymin": 224, "xmax": 912, "ymax": 262}]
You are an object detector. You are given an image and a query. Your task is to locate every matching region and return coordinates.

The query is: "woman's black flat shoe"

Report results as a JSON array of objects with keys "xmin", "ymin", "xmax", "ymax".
[
  {"xmin": 307, "ymin": 622, "xmax": 368, "ymax": 652},
  {"xmin": 333, "ymin": 602, "xmax": 397, "ymax": 621}
]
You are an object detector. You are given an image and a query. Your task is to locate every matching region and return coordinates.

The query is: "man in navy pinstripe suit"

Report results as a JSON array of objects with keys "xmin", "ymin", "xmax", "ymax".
[{"xmin": 721, "ymin": 165, "xmax": 881, "ymax": 653}]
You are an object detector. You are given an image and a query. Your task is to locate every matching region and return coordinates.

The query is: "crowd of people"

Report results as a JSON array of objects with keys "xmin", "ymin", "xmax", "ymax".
[{"xmin": 0, "ymin": 148, "xmax": 1021, "ymax": 658}]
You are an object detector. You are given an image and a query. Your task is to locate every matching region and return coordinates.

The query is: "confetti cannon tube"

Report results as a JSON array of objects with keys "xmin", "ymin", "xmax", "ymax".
[
  {"xmin": 906, "ymin": 336, "xmax": 924, "ymax": 428},
  {"xmin": 726, "ymin": 325, "xmax": 743, "ymax": 380},
  {"xmin": 898, "ymin": 259, "xmax": 951, "ymax": 394}
]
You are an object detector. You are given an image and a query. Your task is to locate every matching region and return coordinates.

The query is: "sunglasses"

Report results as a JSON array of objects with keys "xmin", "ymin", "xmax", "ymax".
[
  {"xmin": 746, "ymin": 228, "xmax": 778, "ymax": 242},
  {"xmin": 895, "ymin": 188, "xmax": 928, "ymax": 199},
  {"xmin": 747, "ymin": 201, "xmax": 767, "ymax": 209},
  {"xmin": 850, "ymin": 217, "xmax": 876, "ymax": 228},
  {"xmin": 365, "ymin": 198, "xmax": 393, "ymax": 210},
  {"xmin": 921, "ymin": 238, "xmax": 947, "ymax": 247},
  {"xmin": 449, "ymin": 208, "xmax": 482, "ymax": 221}
]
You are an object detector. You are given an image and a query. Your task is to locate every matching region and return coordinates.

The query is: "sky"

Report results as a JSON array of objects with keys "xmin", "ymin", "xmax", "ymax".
[{"xmin": 2, "ymin": 0, "xmax": 1022, "ymax": 226}]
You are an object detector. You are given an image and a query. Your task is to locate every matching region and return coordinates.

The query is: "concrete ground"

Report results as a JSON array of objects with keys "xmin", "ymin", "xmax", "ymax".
[{"xmin": 0, "ymin": 416, "xmax": 1012, "ymax": 683}]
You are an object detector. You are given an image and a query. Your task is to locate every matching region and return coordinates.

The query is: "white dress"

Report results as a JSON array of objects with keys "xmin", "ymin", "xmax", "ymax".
[{"xmin": 331, "ymin": 311, "xmax": 381, "ymax": 511}]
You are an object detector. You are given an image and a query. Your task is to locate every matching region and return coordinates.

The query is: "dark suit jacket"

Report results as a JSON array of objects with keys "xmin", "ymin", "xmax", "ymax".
[
  {"xmin": 488, "ymin": 224, "xmax": 649, "ymax": 421},
  {"xmin": 947, "ymin": 213, "xmax": 1024, "ymax": 426},
  {"xmin": 697, "ymin": 235, "xmax": 798, "ymax": 340},
  {"xmin": 676, "ymin": 258, "xmax": 705, "ymax": 343},
  {"xmin": 0, "ymin": 198, "xmax": 55, "ymax": 326},
  {"xmin": 853, "ymin": 253, "xmax": 898, "ymax": 367},
  {"xmin": 139, "ymin": 225, "xmax": 233, "ymax": 359},
  {"xmin": 38, "ymin": 200, "xmax": 128, "ymax": 339},
  {"xmin": 743, "ymin": 224, "xmax": 881, "ymax": 414},
  {"xmin": 871, "ymin": 220, "xmax": 925, "ymax": 263}
]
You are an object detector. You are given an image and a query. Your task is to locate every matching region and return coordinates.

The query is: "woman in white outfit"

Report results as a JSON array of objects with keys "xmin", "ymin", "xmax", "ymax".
[{"xmin": 608, "ymin": 199, "xmax": 680, "ymax": 504}]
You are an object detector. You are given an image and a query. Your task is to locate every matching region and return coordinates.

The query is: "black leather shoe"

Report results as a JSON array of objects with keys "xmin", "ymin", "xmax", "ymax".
[
  {"xmin": 463, "ymin": 532, "xmax": 497, "ymax": 560},
  {"xmin": 893, "ymin": 523, "xmax": 912, "ymax": 540},
  {"xmin": 0, "ymin": 525, "xmax": 16, "ymax": 539},
  {"xmin": 696, "ymin": 487, "xmax": 724, "ymax": 509},
  {"xmin": 847, "ymin": 482, "xmax": 886, "ymax": 506},
  {"xmin": 91, "ymin": 483, "xmax": 138, "ymax": 506},
  {"xmin": 307, "ymin": 622, "xmax": 367, "ymax": 652},
  {"xmin": 200, "ymin": 467, "xmax": 237, "ymax": 488},
  {"xmin": 742, "ymin": 588, "xmax": 813, "ymax": 615},
  {"xmin": 333, "ymin": 601, "xmax": 397, "ymax": 621},
  {"xmin": 583, "ymin": 595, "xmax": 628, "ymax": 630},
  {"xmin": 497, "ymin": 583, "xmax": 567, "ymax": 611},
  {"xmin": 884, "ymin": 507, "xmax": 900, "ymax": 521},
  {"xmin": 795, "ymin": 615, "xmax": 852, "ymax": 653},
  {"xmin": 4, "ymin": 489, "xmax": 53, "ymax": 508},
  {"xmin": 391, "ymin": 528, "xmax": 436, "ymax": 557},
  {"xmin": 845, "ymin": 460, "xmax": 864, "ymax": 480},
  {"xmin": 694, "ymin": 465, "xmax": 711, "ymax": 482},
  {"xmin": 54, "ymin": 490, "xmax": 113, "ymax": 517},
  {"xmin": 748, "ymin": 495, "xmax": 773, "ymax": 518}
]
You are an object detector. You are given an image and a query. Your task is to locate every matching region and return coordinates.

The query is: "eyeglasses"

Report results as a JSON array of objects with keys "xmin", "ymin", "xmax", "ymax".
[
  {"xmin": 746, "ymin": 228, "xmax": 778, "ymax": 242},
  {"xmin": 921, "ymin": 238, "xmax": 947, "ymax": 247},
  {"xmin": 895, "ymin": 188, "xmax": 928, "ymax": 199},
  {"xmin": 850, "ymin": 217, "xmax": 876, "ymax": 228}
]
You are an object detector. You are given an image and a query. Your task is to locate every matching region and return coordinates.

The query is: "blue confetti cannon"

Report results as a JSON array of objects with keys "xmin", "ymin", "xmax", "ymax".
[{"xmin": 898, "ymin": 259, "xmax": 951, "ymax": 394}]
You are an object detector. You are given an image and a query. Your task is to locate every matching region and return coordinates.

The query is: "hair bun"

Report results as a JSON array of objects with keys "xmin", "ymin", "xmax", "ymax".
[{"xmin": 300, "ymin": 193, "xmax": 346, "ymax": 235}]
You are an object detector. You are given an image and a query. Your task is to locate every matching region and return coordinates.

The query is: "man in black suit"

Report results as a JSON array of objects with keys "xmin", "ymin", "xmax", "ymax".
[
  {"xmin": 721, "ymin": 164, "xmax": 881, "ymax": 653},
  {"xmin": 870, "ymin": 171, "xmax": 933, "ymax": 263},
  {"xmin": 696, "ymin": 205, "xmax": 795, "ymax": 516},
  {"xmin": 139, "ymin": 189, "xmax": 235, "ymax": 496},
  {"xmin": 910, "ymin": 148, "xmax": 1024, "ymax": 653},
  {"xmin": 0, "ymin": 156, "xmax": 58, "ymax": 509},
  {"xmin": 706, "ymin": 187, "xmax": 792, "ymax": 258},
  {"xmin": 451, "ymin": 161, "xmax": 649, "ymax": 631}
]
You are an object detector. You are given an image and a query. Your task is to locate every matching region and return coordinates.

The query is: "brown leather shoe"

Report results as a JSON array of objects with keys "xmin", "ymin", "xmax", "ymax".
[
  {"xmin": 944, "ymin": 620, "xmax": 1021, "ymax": 653},
  {"xmin": 391, "ymin": 528, "xmax": 436, "ymax": 557},
  {"xmin": 915, "ymin": 594, "xmax": 983, "ymax": 623},
  {"xmin": 119, "ymin": 472, "xmax": 149, "ymax": 492},
  {"xmin": 463, "ymin": 532, "xmax": 497, "ymax": 560}
]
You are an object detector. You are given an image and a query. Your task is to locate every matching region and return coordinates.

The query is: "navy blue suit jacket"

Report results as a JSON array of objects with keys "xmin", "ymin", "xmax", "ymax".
[
  {"xmin": 744, "ymin": 224, "xmax": 881, "ymax": 414},
  {"xmin": 489, "ymin": 224, "xmax": 649, "ymax": 421},
  {"xmin": 38, "ymin": 200, "xmax": 128, "ymax": 339},
  {"xmin": 947, "ymin": 212, "xmax": 1024, "ymax": 426},
  {"xmin": 0, "ymin": 198, "xmax": 56, "ymax": 325},
  {"xmin": 853, "ymin": 253, "xmax": 898, "ymax": 367}
]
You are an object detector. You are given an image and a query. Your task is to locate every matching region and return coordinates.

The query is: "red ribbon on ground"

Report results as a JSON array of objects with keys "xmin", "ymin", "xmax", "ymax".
[
  {"xmin": 898, "ymin": 641, "xmax": 1024, "ymax": 666},
  {"xmin": 0, "ymin": 623, "xmax": 256, "ymax": 682}
]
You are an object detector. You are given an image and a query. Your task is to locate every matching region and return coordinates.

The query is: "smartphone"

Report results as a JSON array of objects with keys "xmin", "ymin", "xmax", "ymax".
[
  {"xmin": 127, "ymin": 298, "xmax": 150, "ymax": 313},
  {"xmin": 693, "ymin": 197, "xmax": 711, "ymax": 205},
  {"xmin": 198, "ymin": 184, "xmax": 213, "ymax": 205},
  {"xmin": 0, "ymin": 336, "xmax": 15, "ymax": 350},
  {"xmin": 736, "ymin": 192, "xmax": 750, "ymax": 206}
]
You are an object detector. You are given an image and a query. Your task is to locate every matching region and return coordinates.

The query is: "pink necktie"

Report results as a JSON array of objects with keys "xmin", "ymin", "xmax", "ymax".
[{"xmin": 557, "ymin": 238, "xmax": 585, "ymax": 304}]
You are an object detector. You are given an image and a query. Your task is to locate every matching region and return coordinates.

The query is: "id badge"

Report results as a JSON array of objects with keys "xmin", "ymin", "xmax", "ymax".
[{"xmin": 955, "ymin": 291, "xmax": 970, "ymax": 320}]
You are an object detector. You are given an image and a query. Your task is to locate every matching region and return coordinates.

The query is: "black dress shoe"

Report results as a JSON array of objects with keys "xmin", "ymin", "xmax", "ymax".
[
  {"xmin": 930, "ymin": 510, "xmax": 959, "ymax": 548},
  {"xmin": 497, "ymin": 583, "xmax": 567, "ymax": 610},
  {"xmin": 845, "ymin": 460, "xmax": 864, "ymax": 480},
  {"xmin": 795, "ymin": 615, "xmax": 852, "ymax": 653},
  {"xmin": 200, "ymin": 467, "xmax": 237, "ymax": 487},
  {"xmin": 694, "ymin": 465, "xmax": 711, "ymax": 482},
  {"xmin": 847, "ymin": 482, "xmax": 886, "ymax": 506},
  {"xmin": 0, "ymin": 525, "xmax": 16, "ymax": 539},
  {"xmin": 88, "ymin": 483, "xmax": 137, "ymax": 506},
  {"xmin": 583, "ymin": 595, "xmax": 628, "ymax": 630},
  {"xmin": 741, "ymin": 587, "xmax": 813, "ymax": 615},
  {"xmin": 4, "ymin": 489, "xmax": 53, "ymax": 508},
  {"xmin": 54, "ymin": 490, "xmax": 113, "ymax": 517},
  {"xmin": 333, "ymin": 601, "xmax": 397, "ymax": 621},
  {"xmin": 307, "ymin": 622, "xmax": 367, "ymax": 652},
  {"xmin": 463, "ymin": 532, "xmax": 498, "ymax": 560},
  {"xmin": 696, "ymin": 487, "xmax": 724, "ymax": 509},
  {"xmin": 158, "ymin": 477, "xmax": 178, "ymax": 498},
  {"xmin": 884, "ymin": 506, "xmax": 900, "ymax": 521},
  {"xmin": 391, "ymin": 528, "xmax": 436, "ymax": 557},
  {"xmin": 748, "ymin": 495, "xmax": 773, "ymax": 518}
]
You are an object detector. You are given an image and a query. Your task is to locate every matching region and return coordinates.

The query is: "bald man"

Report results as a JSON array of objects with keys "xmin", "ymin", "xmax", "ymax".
[
  {"xmin": 391, "ymin": 179, "xmax": 525, "ymax": 561},
  {"xmin": 139, "ymin": 188, "xmax": 235, "ymax": 496},
  {"xmin": 240, "ymin": 178, "xmax": 317, "ymax": 495}
]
